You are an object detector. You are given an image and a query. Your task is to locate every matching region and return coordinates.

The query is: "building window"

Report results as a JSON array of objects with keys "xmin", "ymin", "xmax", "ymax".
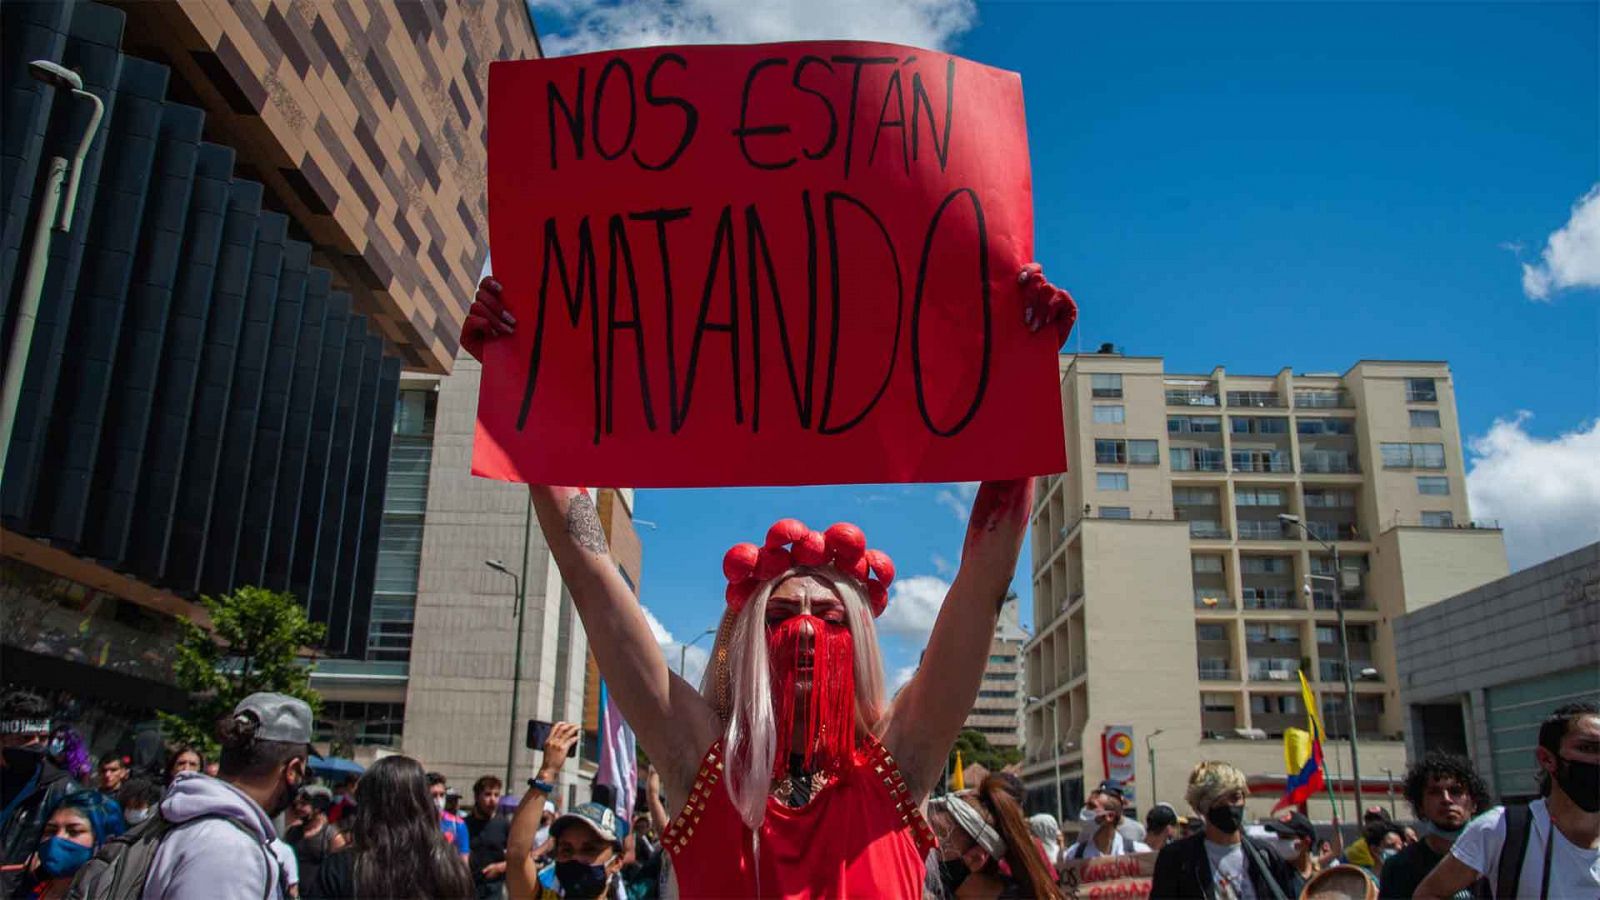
[
  {"xmin": 1192, "ymin": 555, "xmax": 1225, "ymax": 573},
  {"xmin": 1241, "ymin": 556, "xmax": 1288, "ymax": 575},
  {"xmin": 366, "ymin": 595, "xmax": 416, "ymax": 661},
  {"xmin": 1095, "ymin": 439, "xmax": 1126, "ymax": 464},
  {"xmin": 1093, "ymin": 405, "xmax": 1125, "ymax": 424},
  {"xmin": 1421, "ymin": 510, "xmax": 1455, "ymax": 528},
  {"xmin": 1097, "ymin": 472, "xmax": 1129, "ymax": 492},
  {"xmin": 1250, "ymin": 694, "xmax": 1301, "ymax": 714},
  {"xmin": 1295, "ymin": 389, "xmax": 1346, "ymax": 408},
  {"xmin": 1417, "ymin": 476, "xmax": 1450, "ymax": 496},
  {"xmin": 1099, "ymin": 507, "xmax": 1132, "ymax": 519},
  {"xmin": 1405, "ymin": 378, "xmax": 1438, "ymax": 402},
  {"xmin": 1297, "ymin": 418, "xmax": 1355, "ymax": 436},
  {"xmin": 1236, "ymin": 488, "xmax": 1286, "ymax": 507},
  {"xmin": 988, "ymin": 654, "xmax": 1018, "ymax": 664},
  {"xmin": 1381, "ymin": 442, "xmax": 1445, "ymax": 469},
  {"xmin": 316, "ymin": 701, "xmax": 406, "ymax": 747},
  {"xmin": 1302, "ymin": 449, "xmax": 1357, "ymax": 474},
  {"xmin": 1232, "ymin": 449, "xmax": 1291, "ymax": 473},
  {"xmin": 1128, "ymin": 440, "xmax": 1160, "ymax": 465},
  {"xmin": 1196, "ymin": 624, "xmax": 1228, "ymax": 641},
  {"xmin": 1091, "ymin": 374, "xmax": 1123, "ymax": 398},
  {"xmin": 1248, "ymin": 658, "xmax": 1299, "ymax": 681},
  {"xmin": 1409, "ymin": 409, "xmax": 1441, "ymax": 428},
  {"xmin": 977, "ymin": 689, "xmax": 1014, "ymax": 698},
  {"xmin": 1174, "ymin": 488, "xmax": 1219, "ymax": 506},
  {"xmin": 1304, "ymin": 488, "xmax": 1356, "ymax": 508},
  {"xmin": 1202, "ymin": 693, "xmax": 1235, "ymax": 713},
  {"xmin": 1169, "ymin": 415, "xmax": 1222, "ymax": 434}
]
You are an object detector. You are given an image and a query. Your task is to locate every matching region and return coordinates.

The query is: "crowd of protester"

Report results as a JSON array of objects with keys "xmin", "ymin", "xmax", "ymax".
[{"xmin": 2, "ymin": 683, "xmax": 1595, "ymax": 899}]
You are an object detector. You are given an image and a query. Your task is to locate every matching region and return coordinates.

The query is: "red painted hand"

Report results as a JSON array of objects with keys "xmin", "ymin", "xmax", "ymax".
[
  {"xmin": 460, "ymin": 275, "xmax": 516, "ymax": 362},
  {"xmin": 1017, "ymin": 262, "xmax": 1078, "ymax": 347}
]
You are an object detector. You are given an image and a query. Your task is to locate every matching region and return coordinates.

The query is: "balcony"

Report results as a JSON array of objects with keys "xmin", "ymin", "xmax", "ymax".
[
  {"xmin": 1198, "ymin": 663, "xmax": 1238, "ymax": 681},
  {"xmin": 1232, "ymin": 453, "xmax": 1293, "ymax": 474},
  {"xmin": 1242, "ymin": 589, "xmax": 1298, "ymax": 611},
  {"xmin": 1301, "ymin": 454, "xmax": 1359, "ymax": 474},
  {"xmin": 1248, "ymin": 666, "xmax": 1300, "ymax": 683},
  {"xmin": 1173, "ymin": 449, "xmax": 1227, "ymax": 472},
  {"xmin": 1312, "ymin": 590, "xmax": 1372, "ymax": 611},
  {"xmin": 1167, "ymin": 389, "xmax": 1220, "ymax": 407},
  {"xmin": 1237, "ymin": 520, "xmax": 1288, "ymax": 541},
  {"xmin": 1305, "ymin": 521, "xmax": 1361, "ymax": 542},
  {"xmin": 1227, "ymin": 391, "xmax": 1284, "ymax": 409},
  {"xmin": 1189, "ymin": 522, "xmax": 1230, "ymax": 540},
  {"xmin": 1295, "ymin": 390, "xmax": 1352, "ymax": 409}
]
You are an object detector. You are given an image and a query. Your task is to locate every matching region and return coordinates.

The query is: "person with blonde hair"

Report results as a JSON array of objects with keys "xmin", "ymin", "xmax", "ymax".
[
  {"xmin": 463, "ymin": 267, "xmax": 1076, "ymax": 898},
  {"xmin": 1149, "ymin": 761, "xmax": 1301, "ymax": 899}
]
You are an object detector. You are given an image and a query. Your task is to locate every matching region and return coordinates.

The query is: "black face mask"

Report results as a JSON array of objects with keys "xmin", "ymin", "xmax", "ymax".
[
  {"xmin": 554, "ymin": 860, "xmax": 610, "ymax": 898},
  {"xmin": 938, "ymin": 856, "xmax": 971, "ymax": 893},
  {"xmin": 1206, "ymin": 803, "xmax": 1246, "ymax": 834},
  {"xmin": 1, "ymin": 745, "xmax": 43, "ymax": 778},
  {"xmin": 1555, "ymin": 756, "xmax": 1600, "ymax": 813}
]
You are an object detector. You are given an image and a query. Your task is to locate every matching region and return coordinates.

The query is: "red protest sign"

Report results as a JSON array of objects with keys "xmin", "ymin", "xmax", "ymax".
[{"xmin": 475, "ymin": 41, "xmax": 1066, "ymax": 487}]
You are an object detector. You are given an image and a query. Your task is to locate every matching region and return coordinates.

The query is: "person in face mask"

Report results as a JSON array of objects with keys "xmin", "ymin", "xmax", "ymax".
[
  {"xmin": 1149, "ymin": 760, "xmax": 1302, "ymax": 899},
  {"xmin": 527, "ymin": 803, "xmax": 626, "ymax": 900},
  {"xmin": 1416, "ymin": 701, "xmax": 1600, "ymax": 899},
  {"xmin": 142, "ymin": 692, "xmax": 317, "ymax": 899},
  {"xmin": 428, "ymin": 772, "xmax": 472, "ymax": 862},
  {"xmin": 8, "ymin": 791, "xmax": 123, "ymax": 899},
  {"xmin": 113, "ymin": 776, "xmax": 162, "ymax": 830},
  {"xmin": 926, "ymin": 778, "xmax": 1063, "ymax": 899},
  {"xmin": 1263, "ymin": 811, "xmax": 1320, "ymax": 883},
  {"xmin": 1065, "ymin": 781, "xmax": 1149, "ymax": 859},
  {"xmin": 0, "ymin": 690, "xmax": 81, "ymax": 897}
]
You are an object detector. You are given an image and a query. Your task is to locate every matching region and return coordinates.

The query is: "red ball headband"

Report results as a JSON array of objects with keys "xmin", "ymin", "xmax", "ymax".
[{"xmin": 723, "ymin": 519, "xmax": 895, "ymax": 617}]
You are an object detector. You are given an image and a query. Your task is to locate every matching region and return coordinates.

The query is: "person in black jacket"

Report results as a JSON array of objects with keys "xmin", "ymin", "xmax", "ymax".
[
  {"xmin": 0, "ymin": 690, "xmax": 82, "ymax": 896},
  {"xmin": 1150, "ymin": 760, "xmax": 1303, "ymax": 900}
]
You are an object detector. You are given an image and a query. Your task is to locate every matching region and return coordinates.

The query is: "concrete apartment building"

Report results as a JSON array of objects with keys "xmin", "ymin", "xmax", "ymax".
[
  {"xmin": 1395, "ymin": 542, "xmax": 1599, "ymax": 801},
  {"xmin": 1022, "ymin": 352, "xmax": 1508, "ymax": 821},
  {"xmin": 311, "ymin": 350, "xmax": 643, "ymax": 803},
  {"xmin": 963, "ymin": 598, "xmax": 1029, "ymax": 750}
]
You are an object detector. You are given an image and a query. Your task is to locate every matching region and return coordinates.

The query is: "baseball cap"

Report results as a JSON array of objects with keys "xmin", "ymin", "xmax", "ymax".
[
  {"xmin": 551, "ymin": 801, "xmax": 619, "ymax": 845},
  {"xmin": 1095, "ymin": 779, "xmax": 1127, "ymax": 801},
  {"xmin": 1264, "ymin": 811, "xmax": 1316, "ymax": 843},
  {"xmin": 232, "ymin": 692, "xmax": 320, "ymax": 757},
  {"xmin": 1146, "ymin": 802, "xmax": 1179, "ymax": 831}
]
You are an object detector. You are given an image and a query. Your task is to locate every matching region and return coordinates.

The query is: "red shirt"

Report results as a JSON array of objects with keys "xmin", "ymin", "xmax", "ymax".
[{"xmin": 660, "ymin": 736, "xmax": 934, "ymax": 898}]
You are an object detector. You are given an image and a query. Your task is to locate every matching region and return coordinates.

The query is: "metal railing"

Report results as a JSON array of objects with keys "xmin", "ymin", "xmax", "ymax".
[
  {"xmin": 1242, "ymin": 592, "xmax": 1298, "ymax": 610},
  {"xmin": 1198, "ymin": 665, "xmax": 1238, "ymax": 681},
  {"xmin": 1295, "ymin": 390, "xmax": 1352, "ymax": 409},
  {"xmin": 1301, "ymin": 456, "xmax": 1359, "ymax": 474},
  {"xmin": 1227, "ymin": 391, "xmax": 1284, "ymax": 408},
  {"xmin": 1189, "ymin": 523, "xmax": 1230, "ymax": 539},
  {"xmin": 1167, "ymin": 390, "xmax": 1220, "ymax": 407},
  {"xmin": 1237, "ymin": 521, "xmax": 1288, "ymax": 540},
  {"xmin": 1232, "ymin": 458, "xmax": 1294, "ymax": 473},
  {"xmin": 1306, "ymin": 521, "xmax": 1361, "ymax": 542}
]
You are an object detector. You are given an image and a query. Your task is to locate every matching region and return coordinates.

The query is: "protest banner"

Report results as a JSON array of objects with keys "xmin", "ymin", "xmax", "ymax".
[
  {"xmin": 1059, "ymin": 851, "xmax": 1156, "ymax": 900},
  {"xmin": 475, "ymin": 41, "xmax": 1067, "ymax": 487}
]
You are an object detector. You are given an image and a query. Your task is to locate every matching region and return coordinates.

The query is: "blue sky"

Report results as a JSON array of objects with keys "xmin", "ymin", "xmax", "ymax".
[{"xmin": 529, "ymin": 1, "xmax": 1600, "ymax": 684}]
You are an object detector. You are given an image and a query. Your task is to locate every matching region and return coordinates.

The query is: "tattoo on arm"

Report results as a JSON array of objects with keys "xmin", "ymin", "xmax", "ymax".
[{"xmin": 566, "ymin": 492, "xmax": 609, "ymax": 554}]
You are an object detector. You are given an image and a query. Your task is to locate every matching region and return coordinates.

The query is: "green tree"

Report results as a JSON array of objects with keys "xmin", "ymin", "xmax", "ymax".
[
  {"xmin": 949, "ymin": 728, "xmax": 1023, "ymax": 777},
  {"xmin": 161, "ymin": 585, "xmax": 325, "ymax": 756}
]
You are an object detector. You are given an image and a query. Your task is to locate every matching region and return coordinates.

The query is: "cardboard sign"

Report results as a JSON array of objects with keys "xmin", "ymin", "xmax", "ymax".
[
  {"xmin": 477, "ymin": 42, "xmax": 1066, "ymax": 487},
  {"xmin": 1059, "ymin": 851, "xmax": 1157, "ymax": 900}
]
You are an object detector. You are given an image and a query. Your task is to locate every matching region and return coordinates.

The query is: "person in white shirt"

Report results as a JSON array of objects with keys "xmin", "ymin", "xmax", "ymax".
[
  {"xmin": 1415, "ymin": 701, "xmax": 1600, "ymax": 899},
  {"xmin": 1064, "ymin": 779, "xmax": 1151, "ymax": 860}
]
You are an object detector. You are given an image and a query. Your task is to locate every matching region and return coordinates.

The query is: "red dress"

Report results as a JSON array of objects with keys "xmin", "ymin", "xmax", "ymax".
[{"xmin": 660, "ymin": 736, "xmax": 936, "ymax": 898}]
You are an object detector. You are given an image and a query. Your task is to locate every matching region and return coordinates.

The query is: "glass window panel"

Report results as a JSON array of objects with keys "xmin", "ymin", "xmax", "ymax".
[
  {"xmin": 1417, "ymin": 476, "xmax": 1450, "ymax": 496},
  {"xmin": 1415, "ymin": 443, "xmax": 1446, "ymax": 469},
  {"xmin": 1193, "ymin": 555, "xmax": 1224, "ymax": 573},
  {"xmin": 1128, "ymin": 440, "xmax": 1160, "ymax": 464},
  {"xmin": 1096, "ymin": 472, "xmax": 1129, "ymax": 492},
  {"xmin": 1093, "ymin": 405, "xmax": 1125, "ymax": 424},
  {"xmin": 1422, "ymin": 510, "xmax": 1455, "ymax": 528},
  {"xmin": 1095, "ymin": 439, "xmax": 1125, "ymax": 464},
  {"xmin": 1091, "ymin": 374, "xmax": 1123, "ymax": 398},
  {"xmin": 1100, "ymin": 507, "xmax": 1131, "ymax": 519},
  {"xmin": 1409, "ymin": 409, "xmax": 1441, "ymax": 428},
  {"xmin": 1380, "ymin": 443, "xmax": 1413, "ymax": 468}
]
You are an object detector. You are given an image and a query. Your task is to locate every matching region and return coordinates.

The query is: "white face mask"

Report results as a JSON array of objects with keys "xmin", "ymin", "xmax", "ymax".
[
  {"xmin": 433, "ymin": 796, "xmax": 445, "ymax": 811},
  {"xmin": 125, "ymin": 807, "xmax": 153, "ymax": 825},
  {"xmin": 1270, "ymin": 838, "xmax": 1302, "ymax": 861}
]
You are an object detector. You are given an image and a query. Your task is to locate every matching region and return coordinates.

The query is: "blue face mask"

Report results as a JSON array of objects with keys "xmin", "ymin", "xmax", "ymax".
[{"xmin": 37, "ymin": 836, "xmax": 94, "ymax": 878}]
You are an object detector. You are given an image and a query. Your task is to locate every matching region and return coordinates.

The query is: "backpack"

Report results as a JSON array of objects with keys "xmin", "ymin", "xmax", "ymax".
[
  {"xmin": 63, "ymin": 813, "xmax": 275, "ymax": 900},
  {"xmin": 1491, "ymin": 804, "xmax": 1535, "ymax": 900}
]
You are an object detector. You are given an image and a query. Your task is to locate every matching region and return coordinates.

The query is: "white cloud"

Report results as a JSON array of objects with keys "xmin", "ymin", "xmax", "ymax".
[
  {"xmin": 889, "ymin": 664, "xmax": 918, "ymax": 696},
  {"xmin": 934, "ymin": 481, "xmax": 980, "ymax": 522},
  {"xmin": 930, "ymin": 553, "xmax": 953, "ymax": 577},
  {"xmin": 641, "ymin": 605, "xmax": 712, "ymax": 686},
  {"xmin": 533, "ymin": 0, "xmax": 978, "ymax": 57},
  {"xmin": 876, "ymin": 574, "xmax": 950, "ymax": 642},
  {"xmin": 1520, "ymin": 184, "xmax": 1600, "ymax": 301},
  {"xmin": 1465, "ymin": 413, "xmax": 1600, "ymax": 571}
]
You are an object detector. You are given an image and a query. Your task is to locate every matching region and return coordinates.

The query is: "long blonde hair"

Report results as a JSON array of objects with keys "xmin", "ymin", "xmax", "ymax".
[{"xmin": 702, "ymin": 566, "xmax": 887, "ymax": 829}]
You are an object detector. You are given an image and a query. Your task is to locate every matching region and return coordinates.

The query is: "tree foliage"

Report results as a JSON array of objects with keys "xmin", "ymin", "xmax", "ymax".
[
  {"xmin": 161, "ymin": 586, "xmax": 324, "ymax": 756},
  {"xmin": 949, "ymin": 728, "xmax": 1023, "ymax": 776}
]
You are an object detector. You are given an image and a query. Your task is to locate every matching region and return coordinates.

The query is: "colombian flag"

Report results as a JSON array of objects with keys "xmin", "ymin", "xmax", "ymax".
[{"xmin": 1274, "ymin": 671, "xmax": 1327, "ymax": 811}]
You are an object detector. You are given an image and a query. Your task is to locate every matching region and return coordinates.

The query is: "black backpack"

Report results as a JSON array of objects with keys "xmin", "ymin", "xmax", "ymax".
[
  {"xmin": 64, "ymin": 813, "xmax": 275, "ymax": 900},
  {"xmin": 1490, "ymin": 804, "xmax": 1536, "ymax": 900}
]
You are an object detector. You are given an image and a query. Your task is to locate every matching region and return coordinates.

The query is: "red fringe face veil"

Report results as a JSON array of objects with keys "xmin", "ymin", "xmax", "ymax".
[{"xmin": 765, "ymin": 613, "xmax": 856, "ymax": 779}]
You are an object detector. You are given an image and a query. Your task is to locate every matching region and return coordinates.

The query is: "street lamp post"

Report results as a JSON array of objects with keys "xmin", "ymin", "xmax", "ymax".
[
  {"xmin": 1, "ymin": 62, "xmax": 104, "ymax": 475},
  {"xmin": 679, "ymin": 628, "xmax": 717, "ymax": 679},
  {"xmin": 1028, "ymin": 695, "xmax": 1064, "ymax": 824},
  {"xmin": 1280, "ymin": 513, "xmax": 1364, "ymax": 820},
  {"xmin": 487, "ymin": 496, "xmax": 531, "ymax": 789},
  {"xmin": 1145, "ymin": 728, "xmax": 1165, "ymax": 807}
]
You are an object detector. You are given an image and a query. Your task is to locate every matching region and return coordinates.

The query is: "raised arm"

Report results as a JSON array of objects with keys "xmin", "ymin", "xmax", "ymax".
[
  {"xmin": 529, "ymin": 486, "xmax": 721, "ymax": 799},
  {"xmin": 882, "ymin": 478, "xmax": 1034, "ymax": 797},
  {"xmin": 507, "ymin": 722, "xmax": 578, "ymax": 900}
]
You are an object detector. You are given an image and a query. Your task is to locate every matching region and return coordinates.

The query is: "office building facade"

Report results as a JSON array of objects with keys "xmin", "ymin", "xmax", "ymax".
[
  {"xmin": 1, "ymin": 0, "xmax": 537, "ymax": 749},
  {"xmin": 1023, "ymin": 354, "xmax": 1508, "ymax": 820},
  {"xmin": 963, "ymin": 598, "xmax": 1028, "ymax": 750}
]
